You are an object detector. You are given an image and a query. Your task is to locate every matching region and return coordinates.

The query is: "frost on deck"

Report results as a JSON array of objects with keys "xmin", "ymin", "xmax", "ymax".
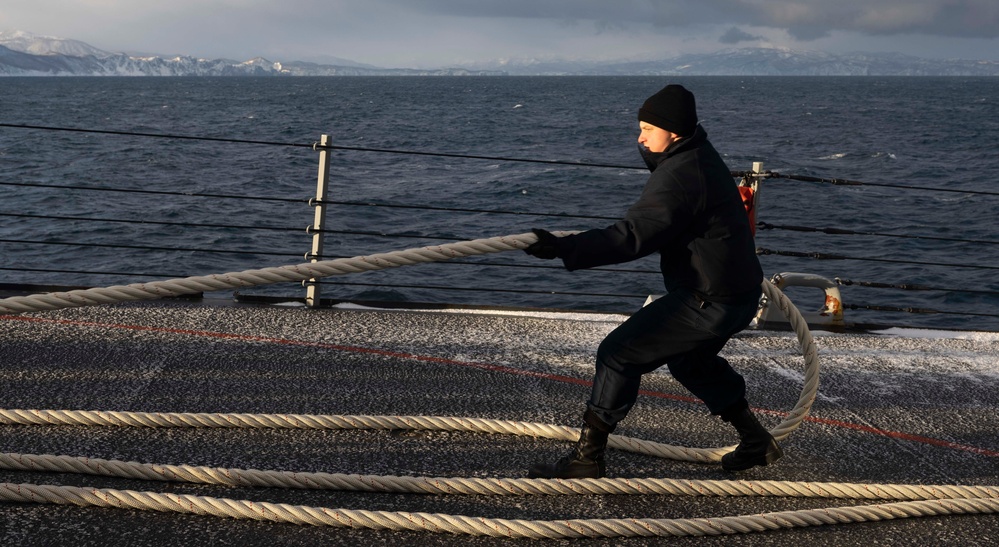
[{"xmin": 0, "ymin": 301, "xmax": 996, "ymax": 545}]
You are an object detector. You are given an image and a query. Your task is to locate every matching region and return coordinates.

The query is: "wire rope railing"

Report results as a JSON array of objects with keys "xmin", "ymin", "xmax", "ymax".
[
  {"xmin": 0, "ymin": 122, "xmax": 996, "ymax": 330},
  {"xmin": 754, "ymin": 247, "xmax": 999, "ymax": 272},
  {"xmin": 312, "ymin": 280, "xmax": 651, "ymax": 300},
  {"xmin": 757, "ymin": 221, "xmax": 999, "ymax": 247},
  {"xmin": 765, "ymin": 171, "xmax": 999, "ymax": 197},
  {"xmin": 0, "ymin": 180, "xmax": 308, "ymax": 204}
]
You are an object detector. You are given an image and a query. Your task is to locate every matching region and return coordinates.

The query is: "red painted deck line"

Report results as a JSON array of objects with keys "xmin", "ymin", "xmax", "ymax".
[{"xmin": 5, "ymin": 314, "xmax": 997, "ymax": 458}]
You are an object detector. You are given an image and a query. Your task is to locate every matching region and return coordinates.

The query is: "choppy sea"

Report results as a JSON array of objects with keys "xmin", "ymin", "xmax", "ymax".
[{"xmin": 0, "ymin": 76, "xmax": 996, "ymax": 330}]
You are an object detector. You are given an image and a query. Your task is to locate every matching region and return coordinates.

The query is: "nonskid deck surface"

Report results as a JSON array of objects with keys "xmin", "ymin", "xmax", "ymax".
[{"xmin": 0, "ymin": 301, "xmax": 996, "ymax": 546}]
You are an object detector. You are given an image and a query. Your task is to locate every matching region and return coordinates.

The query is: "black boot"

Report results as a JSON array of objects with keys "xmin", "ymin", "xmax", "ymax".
[
  {"xmin": 720, "ymin": 400, "xmax": 783, "ymax": 472},
  {"xmin": 528, "ymin": 410, "xmax": 613, "ymax": 479}
]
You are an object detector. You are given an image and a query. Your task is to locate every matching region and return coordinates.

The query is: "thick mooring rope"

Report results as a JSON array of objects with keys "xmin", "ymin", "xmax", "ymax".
[
  {"xmin": 0, "ymin": 482, "xmax": 995, "ymax": 539},
  {"xmin": 0, "ymin": 232, "xmax": 569, "ymax": 315},
  {"xmin": 1, "ymin": 233, "xmax": 991, "ymax": 538},
  {"xmin": 2, "ymin": 452, "xmax": 997, "ymax": 501}
]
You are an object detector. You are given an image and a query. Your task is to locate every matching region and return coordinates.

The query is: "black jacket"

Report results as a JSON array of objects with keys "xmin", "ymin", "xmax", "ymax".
[{"xmin": 556, "ymin": 126, "xmax": 763, "ymax": 304}]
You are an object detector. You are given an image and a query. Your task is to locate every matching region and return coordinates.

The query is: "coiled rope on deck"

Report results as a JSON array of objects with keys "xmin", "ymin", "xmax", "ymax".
[
  {"xmin": 0, "ymin": 231, "xmax": 819, "ymax": 461},
  {"xmin": 8, "ymin": 232, "xmax": 984, "ymax": 539}
]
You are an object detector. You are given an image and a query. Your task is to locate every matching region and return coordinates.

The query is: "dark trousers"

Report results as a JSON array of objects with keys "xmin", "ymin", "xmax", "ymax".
[{"xmin": 587, "ymin": 287, "xmax": 760, "ymax": 427}]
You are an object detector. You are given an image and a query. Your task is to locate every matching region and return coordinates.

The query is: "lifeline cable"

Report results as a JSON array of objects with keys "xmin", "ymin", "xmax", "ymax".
[
  {"xmin": 0, "ymin": 180, "xmax": 622, "ymax": 221},
  {"xmin": 0, "ymin": 238, "xmax": 302, "ymax": 259},
  {"xmin": 844, "ymin": 303, "xmax": 999, "ymax": 319},
  {"xmin": 0, "ymin": 180, "xmax": 307, "ymax": 203},
  {"xmin": 835, "ymin": 277, "xmax": 999, "ymax": 298},
  {"xmin": 0, "ymin": 211, "xmax": 305, "ymax": 234},
  {"xmin": 756, "ymin": 221, "xmax": 999, "ymax": 247},
  {"xmin": 0, "ymin": 123, "xmax": 644, "ymax": 170},
  {"xmin": 756, "ymin": 247, "xmax": 999, "ymax": 271},
  {"xmin": 6, "ymin": 123, "xmax": 996, "ymax": 197},
  {"xmin": 767, "ymin": 171, "xmax": 999, "ymax": 197},
  {"xmin": 312, "ymin": 279, "xmax": 652, "ymax": 300}
]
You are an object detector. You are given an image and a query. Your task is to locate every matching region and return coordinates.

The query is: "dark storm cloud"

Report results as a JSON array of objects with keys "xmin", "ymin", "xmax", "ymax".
[
  {"xmin": 389, "ymin": 0, "xmax": 999, "ymax": 40},
  {"xmin": 6, "ymin": 1, "xmax": 996, "ymax": 66},
  {"xmin": 719, "ymin": 26, "xmax": 763, "ymax": 44}
]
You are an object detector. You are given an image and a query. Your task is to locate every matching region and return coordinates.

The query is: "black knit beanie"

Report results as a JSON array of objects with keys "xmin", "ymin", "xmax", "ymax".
[{"xmin": 638, "ymin": 84, "xmax": 697, "ymax": 137}]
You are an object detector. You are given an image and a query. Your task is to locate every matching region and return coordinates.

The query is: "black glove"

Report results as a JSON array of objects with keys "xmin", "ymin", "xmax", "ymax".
[{"xmin": 524, "ymin": 228, "xmax": 560, "ymax": 259}]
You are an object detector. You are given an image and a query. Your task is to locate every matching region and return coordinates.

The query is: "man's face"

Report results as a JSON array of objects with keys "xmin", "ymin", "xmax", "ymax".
[{"xmin": 638, "ymin": 122, "xmax": 680, "ymax": 153}]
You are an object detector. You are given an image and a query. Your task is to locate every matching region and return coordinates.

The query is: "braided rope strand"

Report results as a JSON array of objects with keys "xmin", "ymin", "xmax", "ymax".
[
  {"xmin": 0, "ymin": 232, "xmax": 561, "ymax": 315},
  {"xmin": 1, "ymin": 482, "xmax": 996, "ymax": 539},
  {"xmin": 2, "ymin": 452, "xmax": 996, "ymax": 501}
]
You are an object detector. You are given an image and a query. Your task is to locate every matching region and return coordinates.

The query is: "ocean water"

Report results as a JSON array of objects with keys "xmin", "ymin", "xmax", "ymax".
[{"xmin": 0, "ymin": 76, "xmax": 996, "ymax": 330}]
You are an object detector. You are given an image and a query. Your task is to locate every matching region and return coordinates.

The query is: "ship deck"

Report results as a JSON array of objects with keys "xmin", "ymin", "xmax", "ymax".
[{"xmin": 0, "ymin": 299, "xmax": 996, "ymax": 546}]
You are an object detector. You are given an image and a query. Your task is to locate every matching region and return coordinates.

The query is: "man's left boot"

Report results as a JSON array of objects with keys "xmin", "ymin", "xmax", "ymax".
[
  {"xmin": 720, "ymin": 401, "xmax": 783, "ymax": 472},
  {"xmin": 527, "ymin": 409, "xmax": 614, "ymax": 479}
]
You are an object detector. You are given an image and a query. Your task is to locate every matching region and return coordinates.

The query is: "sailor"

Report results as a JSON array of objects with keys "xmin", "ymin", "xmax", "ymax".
[{"xmin": 524, "ymin": 84, "xmax": 782, "ymax": 477}]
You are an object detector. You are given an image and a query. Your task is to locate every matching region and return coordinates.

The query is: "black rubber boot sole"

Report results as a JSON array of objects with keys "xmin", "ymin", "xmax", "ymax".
[
  {"xmin": 527, "ymin": 458, "xmax": 603, "ymax": 479},
  {"xmin": 721, "ymin": 438, "xmax": 784, "ymax": 472}
]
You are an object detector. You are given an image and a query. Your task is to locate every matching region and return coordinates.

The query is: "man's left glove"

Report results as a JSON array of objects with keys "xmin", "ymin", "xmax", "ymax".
[{"xmin": 524, "ymin": 228, "xmax": 560, "ymax": 260}]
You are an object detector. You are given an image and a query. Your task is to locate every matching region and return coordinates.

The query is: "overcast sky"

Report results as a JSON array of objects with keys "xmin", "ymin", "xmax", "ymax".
[{"xmin": 3, "ymin": 1, "xmax": 997, "ymax": 67}]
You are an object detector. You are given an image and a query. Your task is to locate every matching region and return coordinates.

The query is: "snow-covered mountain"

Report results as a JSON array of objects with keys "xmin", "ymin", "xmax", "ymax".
[
  {"xmin": 494, "ymin": 48, "xmax": 999, "ymax": 76},
  {"xmin": 1, "ymin": 31, "xmax": 996, "ymax": 77},
  {"xmin": 0, "ymin": 31, "xmax": 501, "ymax": 76},
  {"xmin": 0, "ymin": 30, "xmax": 111, "ymax": 58}
]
